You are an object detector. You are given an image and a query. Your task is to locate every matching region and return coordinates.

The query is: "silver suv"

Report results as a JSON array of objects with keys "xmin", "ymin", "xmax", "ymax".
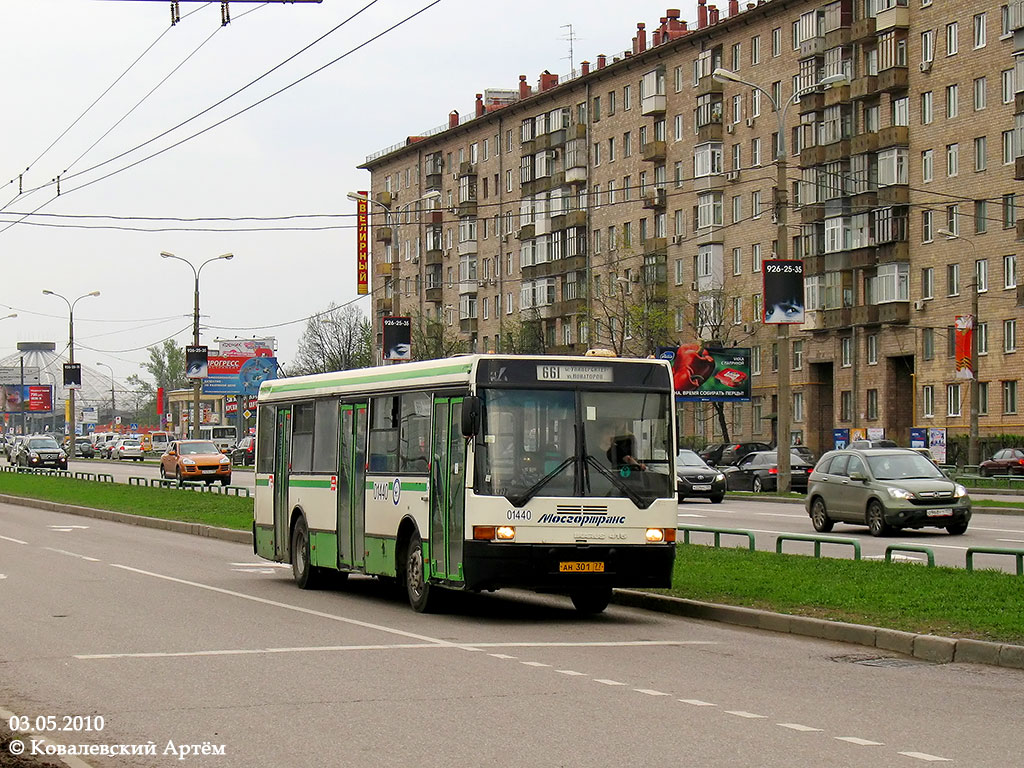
[{"xmin": 806, "ymin": 448, "xmax": 971, "ymax": 536}]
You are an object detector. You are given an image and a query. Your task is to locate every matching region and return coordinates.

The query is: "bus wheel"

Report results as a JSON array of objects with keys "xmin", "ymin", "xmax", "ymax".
[
  {"xmin": 570, "ymin": 587, "xmax": 612, "ymax": 615},
  {"xmin": 404, "ymin": 532, "xmax": 438, "ymax": 613},
  {"xmin": 291, "ymin": 516, "xmax": 323, "ymax": 589}
]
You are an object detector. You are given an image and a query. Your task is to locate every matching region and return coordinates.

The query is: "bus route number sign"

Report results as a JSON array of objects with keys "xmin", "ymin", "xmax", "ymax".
[{"xmin": 537, "ymin": 365, "xmax": 613, "ymax": 383}]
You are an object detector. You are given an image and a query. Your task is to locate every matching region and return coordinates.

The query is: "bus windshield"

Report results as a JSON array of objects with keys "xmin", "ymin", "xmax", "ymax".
[{"xmin": 475, "ymin": 388, "xmax": 673, "ymax": 508}]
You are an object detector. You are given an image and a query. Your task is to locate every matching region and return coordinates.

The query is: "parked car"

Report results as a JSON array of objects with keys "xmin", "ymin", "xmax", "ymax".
[
  {"xmin": 160, "ymin": 440, "xmax": 232, "ymax": 486},
  {"xmin": 111, "ymin": 437, "xmax": 144, "ymax": 461},
  {"xmin": 73, "ymin": 436, "xmax": 95, "ymax": 458},
  {"xmin": 697, "ymin": 442, "xmax": 729, "ymax": 466},
  {"xmin": 6, "ymin": 435, "xmax": 26, "ymax": 462},
  {"xmin": 97, "ymin": 434, "xmax": 121, "ymax": 459},
  {"xmin": 15, "ymin": 435, "xmax": 68, "ymax": 470},
  {"xmin": 141, "ymin": 431, "xmax": 174, "ymax": 454},
  {"xmin": 719, "ymin": 441, "xmax": 773, "ymax": 466},
  {"xmin": 806, "ymin": 448, "xmax": 971, "ymax": 537},
  {"xmin": 675, "ymin": 449, "xmax": 726, "ymax": 503},
  {"xmin": 722, "ymin": 450, "xmax": 815, "ymax": 493},
  {"xmin": 847, "ymin": 439, "xmax": 899, "ymax": 449},
  {"xmin": 790, "ymin": 444, "xmax": 815, "ymax": 464},
  {"xmin": 229, "ymin": 436, "xmax": 256, "ymax": 467},
  {"xmin": 978, "ymin": 448, "xmax": 1024, "ymax": 477}
]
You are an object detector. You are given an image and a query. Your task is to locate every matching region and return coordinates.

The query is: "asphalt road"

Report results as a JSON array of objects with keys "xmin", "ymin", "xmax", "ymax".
[
  {"xmin": 677, "ymin": 497, "xmax": 1024, "ymax": 572},
  {"xmin": 62, "ymin": 458, "xmax": 256, "ymax": 492},
  {"xmin": 1, "ymin": 500, "xmax": 1022, "ymax": 767}
]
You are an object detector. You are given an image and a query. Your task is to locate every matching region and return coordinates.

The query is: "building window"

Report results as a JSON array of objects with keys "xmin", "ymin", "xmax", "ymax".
[
  {"xmin": 923, "ymin": 327, "xmax": 935, "ymax": 360},
  {"xmin": 974, "ymin": 137, "xmax": 987, "ymax": 172},
  {"xmin": 976, "ymin": 200, "xmax": 988, "ymax": 233},
  {"xmin": 922, "ymin": 385, "xmax": 934, "ymax": 417},
  {"xmin": 793, "ymin": 391, "xmax": 804, "ymax": 422},
  {"xmin": 841, "ymin": 336, "xmax": 852, "ymax": 366},
  {"xmin": 974, "ymin": 77, "xmax": 987, "ymax": 111},
  {"xmin": 978, "ymin": 322, "xmax": 989, "ymax": 354},
  {"xmin": 946, "ymin": 22, "xmax": 958, "ymax": 55},
  {"xmin": 921, "ymin": 29, "xmax": 934, "ymax": 62},
  {"xmin": 921, "ymin": 266, "xmax": 934, "ymax": 299},
  {"xmin": 976, "ymin": 258, "xmax": 989, "ymax": 292},
  {"xmin": 947, "ymin": 263, "xmax": 960, "ymax": 296},
  {"xmin": 945, "ymin": 84, "xmax": 959, "ymax": 119},
  {"xmin": 867, "ymin": 334, "xmax": 878, "ymax": 364},
  {"xmin": 974, "ymin": 12, "xmax": 987, "ymax": 48},
  {"xmin": 751, "ymin": 345, "xmax": 762, "ymax": 375},
  {"xmin": 1004, "ymin": 254, "xmax": 1017, "ymax": 289},
  {"xmin": 979, "ymin": 381, "xmax": 988, "ymax": 414},
  {"xmin": 792, "ymin": 340, "xmax": 803, "ymax": 370},
  {"xmin": 920, "ymin": 91, "xmax": 933, "ymax": 124},
  {"xmin": 1003, "ymin": 193, "xmax": 1017, "ymax": 228},
  {"xmin": 752, "ymin": 243, "xmax": 762, "ymax": 272},
  {"xmin": 840, "ymin": 390, "xmax": 853, "ymax": 421},
  {"xmin": 733, "ymin": 247, "xmax": 742, "ymax": 275},
  {"xmin": 946, "ymin": 203, "xmax": 960, "ymax": 235},
  {"xmin": 1004, "ymin": 380, "xmax": 1018, "ymax": 413},
  {"xmin": 922, "ymin": 149, "xmax": 933, "ymax": 182},
  {"xmin": 947, "ymin": 383, "xmax": 961, "ymax": 416},
  {"xmin": 1005, "ymin": 319, "xmax": 1017, "ymax": 352},
  {"xmin": 922, "ymin": 209, "xmax": 933, "ymax": 242},
  {"xmin": 866, "ymin": 389, "xmax": 879, "ymax": 420},
  {"xmin": 946, "ymin": 143, "xmax": 959, "ymax": 177}
]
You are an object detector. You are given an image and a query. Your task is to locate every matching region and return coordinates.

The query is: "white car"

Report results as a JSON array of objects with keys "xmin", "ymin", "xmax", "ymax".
[{"xmin": 111, "ymin": 438, "xmax": 144, "ymax": 461}]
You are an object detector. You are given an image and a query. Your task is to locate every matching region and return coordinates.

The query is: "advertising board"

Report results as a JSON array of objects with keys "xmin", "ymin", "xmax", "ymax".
[
  {"xmin": 672, "ymin": 345, "xmax": 751, "ymax": 402},
  {"xmin": 202, "ymin": 356, "xmax": 278, "ymax": 396}
]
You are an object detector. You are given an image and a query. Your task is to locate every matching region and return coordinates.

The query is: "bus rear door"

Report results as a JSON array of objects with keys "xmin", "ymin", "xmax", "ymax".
[{"xmin": 429, "ymin": 397, "xmax": 466, "ymax": 583}]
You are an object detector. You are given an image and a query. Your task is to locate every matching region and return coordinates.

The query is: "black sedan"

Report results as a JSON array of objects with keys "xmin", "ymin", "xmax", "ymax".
[
  {"xmin": 676, "ymin": 449, "xmax": 726, "ymax": 503},
  {"xmin": 229, "ymin": 436, "xmax": 256, "ymax": 467},
  {"xmin": 16, "ymin": 436, "xmax": 68, "ymax": 470},
  {"xmin": 722, "ymin": 451, "xmax": 814, "ymax": 493}
]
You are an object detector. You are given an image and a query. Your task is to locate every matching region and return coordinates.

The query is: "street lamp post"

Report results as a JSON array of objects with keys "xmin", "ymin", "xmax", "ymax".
[
  {"xmin": 346, "ymin": 190, "xmax": 441, "ymax": 362},
  {"xmin": 42, "ymin": 290, "xmax": 100, "ymax": 458},
  {"xmin": 712, "ymin": 68, "xmax": 847, "ymax": 492},
  {"xmin": 96, "ymin": 362, "xmax": 115, "ymax": 428},
  {"xmin": 938, "ymin": 229, "xmax": 980, "ymax": 465},
  {"xmin": 161, "ymin": 251, "xmax": 234, "ymax": 438}
]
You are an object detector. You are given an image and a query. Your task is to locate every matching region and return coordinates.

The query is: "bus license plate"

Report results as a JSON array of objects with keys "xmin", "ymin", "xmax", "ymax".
[
  {"xmin": 926, "ymin": 508, "xmax": 953, "ymax": 517},
  {"xmin": 560, "ymin": 561, "xmax": 604, "ymax": 573}
]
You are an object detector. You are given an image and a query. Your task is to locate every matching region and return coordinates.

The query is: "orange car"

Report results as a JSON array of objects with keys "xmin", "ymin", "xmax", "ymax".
[{"xmin": 160, "ymin": 439, "xmax": 232, "ymax": 486}]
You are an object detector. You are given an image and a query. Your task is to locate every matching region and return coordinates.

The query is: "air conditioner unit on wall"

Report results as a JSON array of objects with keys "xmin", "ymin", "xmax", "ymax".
[
  {"xmin": 920, "ymin": 60, "xmax": 932, "ymax": 73},
  {"xmin": 725, "ymin": 170, "xmax": 739, "ymax": 181},
  {"xmin": 746, "ymin": 117, "xmax": 755, "ymax": 128},
  {"xmin": 914, "ymin": 299, "xmax": 926, "ymax": 310},
  {"xmin": 726, "ymin": 123, "xmax": 735, "ymax": 134}
]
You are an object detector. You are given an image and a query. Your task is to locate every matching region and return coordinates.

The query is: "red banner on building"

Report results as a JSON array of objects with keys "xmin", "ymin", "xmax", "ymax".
[
  {"xmin": 954, "ymin": 314, "xmax": 974, "ymax": 380},
  {"xmin": 156, "ymin": 387, "xmax": 164, "ymax": 416},
  {"xmin": 356, "ymin": 191, "xmax": 369, "ymax": 295}
]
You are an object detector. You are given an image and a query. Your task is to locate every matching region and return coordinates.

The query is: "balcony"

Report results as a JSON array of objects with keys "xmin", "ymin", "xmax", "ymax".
[
  {"xmin": 876, "ymin": 240, "xmax": 909, "ymax": 262},
  {"xmin": 425, "ymin": 287, "xmax": 443, "ymax": 303},
  {"xmin": 645, "ymin": 237, "xmax": 668, "ymax": 255},
  {"xmin": 565, "ymin": 166, "xmax": 587, "ymax": 185},
  {"xmin": 851, "ymin": 75, "xmax": 878, "ymax": 101},
  {"xmin": 429, "ymin": 210, "xmax": 443, "ymax": 225},
  {"xmin": 457, "ymin": 200, "xmax": 478, "ymax": 218},
  {"xmin": 518, "ymin": 223, "xmax": 536, "ymax": 241},
  {"xmin": 851, "ymin": 16, "xmax": 876, "ymax": 41},
  {"xmin": 801, "ymin": 205, "xmax": 825, "ymax": 224},
  {"xmin": 875, "ymin": 4, "xmax": 909, "ymax": 30},
  {"xmin": 551, "ymin": 209, "xmax": 587, "ymax": 232},
  {"xmin": 823, "ymin": 307, "xmax": 852, "ymax": 328},
  {"xmin": 642, "ymin": 188, "xmax": 668, "ymax": 210},
  {"xmin": 641, "ymin": 93, "xmax": 667, "ymax": 116},
  {"xmin": 850, "ymin": 190, "xmax": 878, "ymax": 210},
  {"xmin": 825, "ymin": 27, "xmax": 851, "ymax": 48},
  {"xmin": 877, "ymin": 185, "xmax": 910, "ymax": 206},
  {"xmin": 799, "ymin": 35, "xmax": 825, "ymax": 58},
  {"xmin": 824, "ymin": 139, "xmax": 851, "ymax": 162},
  {"xmin": 878, "ymin": 66, "xmax": 909, "ymax": 93},
  {"xmin": 457, "ymin": 240, "xmax": 478, "ymax": 256},
  {"xmin": 801, "ymin": 310, "xmax": 825, "ymax": 331},
  {"xmin": 1011, "ymin": 0, "xmax": 1024, "ymax": 30},
  {"xmin": 375, "ymin": 226, "xmax": 392, "ymax": 243},
  {"xmin": 851, "ymin": 132, "xmax": 879, "ymax": 154},
  {"xmin": 425, "ymin": 172, "xmax": 443, "ymax": 189},
  {"xmin": 798, "ymin": 91, "xmax": 825, "ymax": 113},
  {"xmin": 459, "ymin": 162, "xmax": 476, "ymax": 177},
  {"xmin": 550, "ymin": 298, "xmax": 586, "ymax": 317},
  {"xmin": 378, "ymin": 262, "xmax": 393, "ymax": 277},
  {"xmin": 878, "ymin": 301, "xmax": 910, "ymax": 324},
  {"xmin": 696, "ymin": 121, "xmax": 723, "ymax": 143},
  {"xmin": 641, "ymin": 140, "xmax": 667, "ymax": 162},
  {"xmin": 852, "ymin": 304, "xmax": 880, "ymax": 325},
  {"xmin": 799, "ymin": 144, "xmax": 826, "ymax": 166},
  {"xmin": 877, "ymin": 125, "xmax": 909, "ymax": 148},
  {"xmin": 825, "ymin": 84, "xmax": 850, "ymax": 107},
  {"xmin": 803, "ymin": 255, "xmax": 825, "ymax": 275},
  {"xmin": 849, "ymin": 246, "xmax": 877, "ymax": 269},
  {"xmin": 425, "ymin": 249, "xmax": 444, "ymax": 266},
  {"xmin": 459, "ymin": 317, "xmax": 478, "ymax": 333},
  {"xmin": 377, "ymin": 297, "xmax": 393, "ymax": 313},
  {"xmin": 1016, "ymin": 155, "xmax": 1024, "ymax": 182}
]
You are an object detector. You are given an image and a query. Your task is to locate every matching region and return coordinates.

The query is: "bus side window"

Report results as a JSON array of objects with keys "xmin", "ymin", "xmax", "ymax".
[
  {"xmin": 368, "ymin": 395, "xmax": 398, "ymax": 473},
  {"xmin": 399, "ymin": 392, "xmax": 431, "ymax": 474}
]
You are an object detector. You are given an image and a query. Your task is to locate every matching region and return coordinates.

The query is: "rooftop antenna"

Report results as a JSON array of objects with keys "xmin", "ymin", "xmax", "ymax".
[{"xmin": 561, "ymin": 24, "xmax": 578, "ymax": 75}]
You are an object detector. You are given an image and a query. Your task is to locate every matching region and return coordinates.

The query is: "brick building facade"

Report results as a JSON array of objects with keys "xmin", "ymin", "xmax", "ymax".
[{"xmin": 359, "ymin": 0, "xmax": 1024, "ymax": 457}]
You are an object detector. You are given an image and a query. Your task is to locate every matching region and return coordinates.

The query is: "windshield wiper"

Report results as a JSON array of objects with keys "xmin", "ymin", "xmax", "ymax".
[
  {"xmin": 507, "ymin": 456, "xmax": 576, "ymax": 508},
  {"xmin": 584, "ymin": 455, "xmax": 649, "ymax": 508}
]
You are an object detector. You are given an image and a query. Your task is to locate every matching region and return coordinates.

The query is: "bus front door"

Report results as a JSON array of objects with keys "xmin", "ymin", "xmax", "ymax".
[
  {"xmin": 430, "ymin": 398, "xmax": 466, "ymax": 583},
  {"xmin": 338, "ymin": 403, "xmax": 368, "ymax": 569},
  {"xmin": 273, "ymin": 407, "xmax": 291, "ymax": 561}
]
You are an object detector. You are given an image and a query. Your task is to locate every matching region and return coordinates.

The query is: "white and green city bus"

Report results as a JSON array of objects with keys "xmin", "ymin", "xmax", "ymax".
[{"xmin": 252, "ymin": 354, "xmax": 678, "ymax": 613}]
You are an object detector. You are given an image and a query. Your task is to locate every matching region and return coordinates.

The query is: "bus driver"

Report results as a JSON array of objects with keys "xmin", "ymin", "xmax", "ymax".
[{"xmin": 602, "ymin": 421, "xmax": 646, "ymax": 472}]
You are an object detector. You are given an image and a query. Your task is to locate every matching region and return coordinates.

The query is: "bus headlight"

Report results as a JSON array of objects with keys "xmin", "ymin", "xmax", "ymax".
[
  {"xmin": 646, "ymin": 528, "xmax": 676, "ymax": 543},
  {"xmin": 495, "ymin": 526, "xmax": 516, "ymax": 540}
]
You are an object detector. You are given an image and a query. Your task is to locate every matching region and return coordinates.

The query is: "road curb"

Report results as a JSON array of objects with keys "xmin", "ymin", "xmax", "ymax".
[
  {"xmin": 5, "ymin": 492, "xmax": 1022, "ymax": 671},
  {"xmin": 0, "ymin": 493, "xmax": 251, "ymax": 545},
  {"xmin": 611, "ymin": 589, "xmax": 1024, "ymax": 671}
]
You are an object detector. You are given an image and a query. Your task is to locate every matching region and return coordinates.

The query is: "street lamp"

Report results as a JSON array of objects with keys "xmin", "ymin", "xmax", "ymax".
[
  {"xmin": 712, "ymin": 67, "xmax": 848, "ymax": 492},
  {"xmin": 0, "ymin": 313, "xmax": 16, "ymax": 321},
  {"xmin": 42, "ymin": 289, "xmax": 100, "ymax": 457},
  {"xmin": 95, "ymin": 362, "xmax": 115, "ymax": 429},
  {"xmin": 938, "ymin": 228, "xmax": 980, "ymax": 465},
  {"xmin": 161, "ymin": 251, "xmax": 234, "ymax": 438}
]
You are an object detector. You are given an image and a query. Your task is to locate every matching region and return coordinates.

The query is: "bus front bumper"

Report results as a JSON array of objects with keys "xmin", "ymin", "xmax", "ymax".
[{"xmin": 461, "ymin": 541, "xmax": 675, "ymax": 592}]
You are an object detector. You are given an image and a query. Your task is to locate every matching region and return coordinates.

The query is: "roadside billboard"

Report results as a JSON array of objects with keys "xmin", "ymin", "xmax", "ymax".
[
  {"xmin": 202, "ymin": 356, "xmax": 278, "ymax": 396},
  {"xmin": 185, "ymin": 346, "xmax": 208, "ymax": 379},
  {"xmin": 382, "ymin": 316, "xmax": 412, "ymax": 361},
  {"xmin": 672, "ymin": 344, "xmax": 751, "ymax": 402},
  {"xmin": 0, "ymin": 366, "xmax": 39, "ymax": 386},
  {"xmin": 0, "ymin": 385, "xmax": 53, "ymax": 413},
  {"xmin": 218, "ymin": 339, "xmax": 275, "ymax": 358},
  {"xmin": 762, "ymin": 260, "xmax": 805, "ymax": 324}
]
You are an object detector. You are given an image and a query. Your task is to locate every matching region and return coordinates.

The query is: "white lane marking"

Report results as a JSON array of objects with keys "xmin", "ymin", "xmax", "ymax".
[
  {"xmin": 676, "ymin": 513, "xmax": 707, "ymax": 518},
  {"xmin": 48, "ymin": 525, "xmax": 89, "ymax": 531},
  {"xmin": 997, "ymin": 538, "xmax": 1024, "ymax": 543},
  {"xmin": 894, "ymin": 542, "xmax": 967, "ymax": 551},
  {"xmin": 44, "ymin": 547, "xmax": 100, "ymax": 562},
  {"xmin": 726, "ymin": 711, "xmax": 767, "ymax": 719},
  {"xmin": 557, "ymin": 670, "xmax": 586, "ymax": 676},
  {"xmin": 0, "ymin": 534, "xmax": 28, "ymax": 544},
  {"xmin": 521, "ymin": 661, "xmax": 551, "ymax": 667},
  {"xmin": 836, "ymin": 737, "xmax": 884, "ymax": 746},
  {"xmin": 778, "ymin": 723, "xmax": 823, "ymax": 732},
  {"xmin": 678, "ymin": 699, "xmax": 717, "ymax": 706},
  {"xmin": 898, "ymin": 752, "xmax": 951, "ymax": 762},
  {"xmin": 109, "ymin": 563, "xmax": 465, "ymax": 648},
  {"xmin": 461, "ymin": 640, "xmax": 714, "ymax": 648},
  {"xmin": 0, "ymin": 705, "xmax": 98, "ymax": 768},
  {"xmin": 230, "ymin": 562, "xmax": 289, "ymax": 568},
  {"xmin": 865, "ymin": 554, "xmax": 924, "ymax": 563},
  {"xmin": 489, "ymin": 653, "xmax": 516, "ymax": 659},
  {"xmin": 594, "ymin": 679, "xmax": 625, "ymax": 686},
  {"xmin": 77, "ymin": 643, "xmax": 446, "ymax": 660},
  {"xmin": 634, "ymin": 689, "xmax": 670, "ymax": 696},
  {"xmin": 752, "ymin": 512, "xmax": 807, "ymax": 519},
  {"xmin": 231, "ymin": 568, "xmax": 279, "ymax": 574},
  {"xmin": 0, "ymin": 574, "xmax": 6, "ymax": 579}
]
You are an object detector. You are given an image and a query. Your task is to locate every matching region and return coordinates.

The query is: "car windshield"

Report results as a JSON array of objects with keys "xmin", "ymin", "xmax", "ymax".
[
  {"xmin": 121, "ymin": 440, "xmax": 140, "ymax": 447},
  {"xmin": 180, "ymin": 441, "xmax": 220, "ymax": 455},
  {"xmin": 28, "ymin": 438, "xmax": 60, "ymax": 449},
  {"xmin": 866, "ymin": 453, "xmax": 945, "ymax": 480},
  {"xmin": 676, "ymin": 450, "xmax": 707, "ymax": 467}
]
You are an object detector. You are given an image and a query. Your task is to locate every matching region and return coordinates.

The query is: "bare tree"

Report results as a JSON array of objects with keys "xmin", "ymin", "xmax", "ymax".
[
  {"xmin": 409, "ymin": 310, "xmax": 468, "ymax": 360},
  {"xmin": 498, "ymin": 310, "xmax": 547, "ymax": 354},
  {"xmin": 291, "ymin": 304, "xmax": 373, "ymax": 375}
]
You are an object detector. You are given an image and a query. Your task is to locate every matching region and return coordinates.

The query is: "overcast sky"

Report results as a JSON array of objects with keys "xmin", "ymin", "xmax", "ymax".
[{"xmin": 0, "ymin": 0, "xmax": 695, "ymax": 386}]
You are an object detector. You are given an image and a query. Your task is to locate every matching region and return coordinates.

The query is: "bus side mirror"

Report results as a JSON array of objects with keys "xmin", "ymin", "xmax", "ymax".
[{"xmin": 461, "ymin": 396, "xmax": 481, "ymax": 438}]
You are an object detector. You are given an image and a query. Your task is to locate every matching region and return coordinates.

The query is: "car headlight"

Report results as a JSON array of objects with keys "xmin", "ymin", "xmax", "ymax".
[
  {"xmin": 220, "ymin": 457, "xmax": 230, "ymax": 465},
  {"xmin": 182, "ymin": 458, "xmax": 197, "ymax": 466},
  {"xmin": 954, "ymin": 483, "xmax": 968, "ymax": 498},
  {"xmin": 59, "ymin": 451, "xmax": 67, "ymax": 459},
  {"xmin": 29, "ymin": 452, "xmax": 39, "ymax": 459},
  {"xmin": 887, "ymin": 487, "xmax": 914, "ymax": 499},
  {"xmin": 715, "ymin": 473, "xmax": 725, "ymax": 482}
]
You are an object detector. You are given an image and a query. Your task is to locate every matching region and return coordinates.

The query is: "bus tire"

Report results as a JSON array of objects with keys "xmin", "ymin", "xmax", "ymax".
[
  {"xmin": 570, "ymin": 587, "xmax": 612, "ymax": 615},
  {"xmin": 291, "ymin": 516, "xmax": 323, "ymax": 589},
  {"xmin": 403, "ymin": 531, "xmax": 438, "ymax": 613}
]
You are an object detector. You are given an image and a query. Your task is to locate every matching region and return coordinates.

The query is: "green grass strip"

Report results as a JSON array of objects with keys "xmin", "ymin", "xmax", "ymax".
[
  {"xmin": 661, "ymin": 543, "xmax": 1024, "ymax": 645},
  {"xmin": 0, "ymin": 473, "xmax": 252, "ymax": 531}
]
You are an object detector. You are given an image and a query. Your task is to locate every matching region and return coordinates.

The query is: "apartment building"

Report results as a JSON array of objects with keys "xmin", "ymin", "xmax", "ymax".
[{"xmin": 359, "ymin": 0, "xmax": 1024, "ymax": 456}]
